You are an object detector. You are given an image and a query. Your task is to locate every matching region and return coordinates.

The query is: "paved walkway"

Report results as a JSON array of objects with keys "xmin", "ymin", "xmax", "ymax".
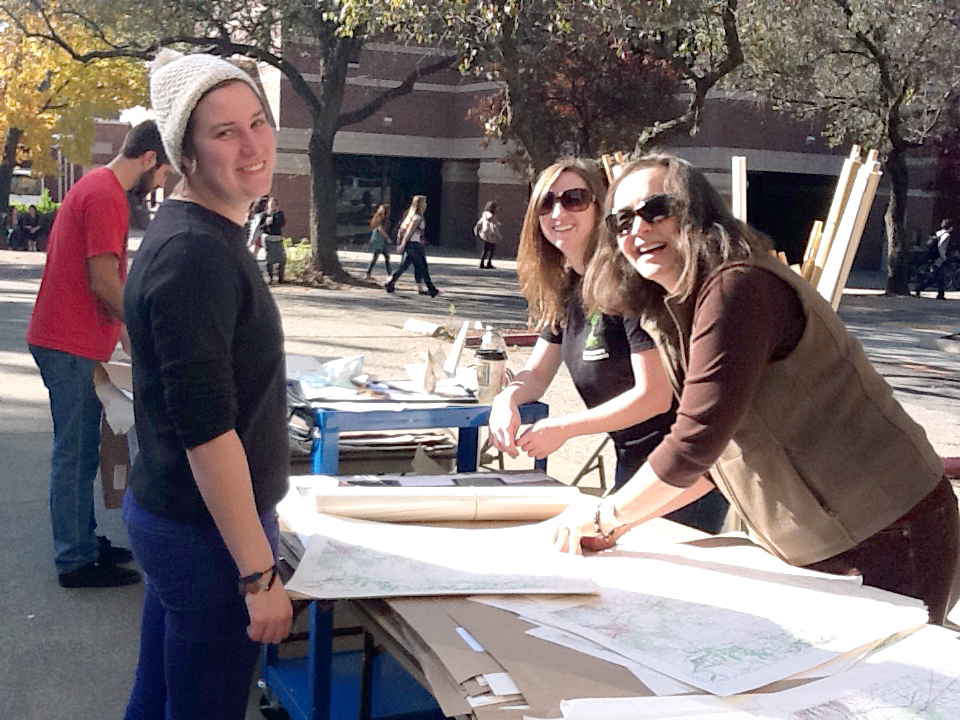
[{"xmin": 0, "ymin": 247, "xmax": 958, "ymax": 717}]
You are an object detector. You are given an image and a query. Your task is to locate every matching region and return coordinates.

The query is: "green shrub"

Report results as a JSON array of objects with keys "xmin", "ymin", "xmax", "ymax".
[
  {"xmin": 284, "ymin": 237, "xmax": 311, "ymax": 277},
  {"xmin": 12, "ymin": 188, "xmax": 60, "ymax": 215}
]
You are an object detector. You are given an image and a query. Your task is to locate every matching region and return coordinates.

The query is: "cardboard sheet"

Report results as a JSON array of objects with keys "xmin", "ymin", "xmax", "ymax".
[{"xmin": 437, "ymin": 598, "xmax": 652, "ymax": 718}]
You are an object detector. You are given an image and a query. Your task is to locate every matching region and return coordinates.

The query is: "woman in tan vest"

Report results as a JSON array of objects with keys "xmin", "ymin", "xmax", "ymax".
[{"xmin": 553, "ymin": 151, "xmax": 959, "ymax": 625}]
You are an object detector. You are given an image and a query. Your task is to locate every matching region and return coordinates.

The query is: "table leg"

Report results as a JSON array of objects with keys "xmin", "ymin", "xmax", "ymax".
[
  {"xmin": 308, "ymin": 601, "xmax": 334, "ymax": 720},
  {"xmin": 457, "ymin": 427, "xmax": 479, "ymax": 472},
  {"xmin": 312, "ymin": 427, "xmax": 340, "ymax": 475}
]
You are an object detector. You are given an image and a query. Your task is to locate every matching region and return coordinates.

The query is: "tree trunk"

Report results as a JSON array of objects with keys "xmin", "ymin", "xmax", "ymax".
[
  {"xmin": 305, "ymin": 36, "xmax": 361, "ymax": 281},
  {"xmin": 883, "ymin": 143, "xmax": 911, "ymax": 296},
  {"xmin": 308, "ymin": 126, "xmax": 347, "ymax": 280},
  {"xmin": 0, "ymin": 127, "xmax": 23, "ymax": 212}
]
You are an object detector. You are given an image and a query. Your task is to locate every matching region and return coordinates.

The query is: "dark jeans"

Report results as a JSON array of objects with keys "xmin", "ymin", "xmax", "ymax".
[
  {"xmin": 804, "ymin": 477, "xmax": 959, "ymax": 625},
  {"xmin": 387, "ymin": 243, "xmax": 436, "ymax": 293},
  {"xmin": 614, "ymin": 435, "xmax": 730, "ymax": 535},
  {"xmin": 30, "ymin": 345, "xmax": 104, "ymax": 572},
  {"xmin": 122, "ymin": 492, "xmax": 280, "ymax": 719},
  {"xmin": 366, "ymin": 250, "xmax": 392, "ymax": 275},
  {"xmin": 480, "ymin": 241, "xmax": 496, "ymax": 266}
]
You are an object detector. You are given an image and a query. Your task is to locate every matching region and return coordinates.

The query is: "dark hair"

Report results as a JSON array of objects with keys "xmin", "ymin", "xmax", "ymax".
[
  {"xmin": 516, "ymin": 158, "xmax": 607, "ymax": 331},
  {"xmin": 583, "ymin": 151, "xmax": 772, "ymax": 318},
  {"xmin": 942, "ymin": 218, "xmax": 954, "ymax": 231},
  {"xmin": 483, "ymin": 201, "xmax": 497, "ymax": 214},
  {"xmin": 120, "ymin": 120, "xmax": 169, "ymax": 166}
]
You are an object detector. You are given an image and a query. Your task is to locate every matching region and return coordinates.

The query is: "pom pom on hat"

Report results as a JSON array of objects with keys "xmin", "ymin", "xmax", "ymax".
[{"xmin": 149, "ymin": 49, "xmax": 262, "ymax": 172}]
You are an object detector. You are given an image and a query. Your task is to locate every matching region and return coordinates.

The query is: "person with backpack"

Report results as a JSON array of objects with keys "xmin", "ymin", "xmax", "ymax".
[{"xmin": 915, "ymin": 219, "xmax": 955, "ymax": 300}]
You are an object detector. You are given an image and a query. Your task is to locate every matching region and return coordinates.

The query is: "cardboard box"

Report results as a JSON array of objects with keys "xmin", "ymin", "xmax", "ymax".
[{"xmin": 99, "ymin": 414, "xmax": 129, "ymax": 509}]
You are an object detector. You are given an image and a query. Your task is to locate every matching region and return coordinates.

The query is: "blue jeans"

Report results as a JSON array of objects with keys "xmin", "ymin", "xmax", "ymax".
[
  {"xmin": 30, "ymin": 345, "xmax": 103, "ymax": 572},
  {"xmin": 122, "ymin": 492, "xmax": 279, "ymax": 720},
  {"xmin": 388, "ymin": 243, "xmax": 435, "ymax": 293}
]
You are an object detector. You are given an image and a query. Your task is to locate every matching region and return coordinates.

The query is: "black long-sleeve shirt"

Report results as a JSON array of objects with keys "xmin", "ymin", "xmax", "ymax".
[{"xmin": 124, "ymin": 200, "xmax": 289, "ymax": 523}]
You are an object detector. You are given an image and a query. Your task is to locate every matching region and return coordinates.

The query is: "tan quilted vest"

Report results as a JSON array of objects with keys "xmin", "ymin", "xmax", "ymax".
[{"xmin": 645, "ymin": 255, "xmax": 943, "ymax": 565}]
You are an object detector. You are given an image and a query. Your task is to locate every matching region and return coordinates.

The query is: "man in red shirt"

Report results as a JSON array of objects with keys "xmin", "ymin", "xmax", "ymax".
[{"xmin": 27, "ymin": 121, "xmax": 174, "ymax": 588}]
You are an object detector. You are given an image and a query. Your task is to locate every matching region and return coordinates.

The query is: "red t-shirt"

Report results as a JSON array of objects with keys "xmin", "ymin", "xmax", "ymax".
[{"xmin": 26, "ymin": 166, "xmax": 129, "ymax": 361}]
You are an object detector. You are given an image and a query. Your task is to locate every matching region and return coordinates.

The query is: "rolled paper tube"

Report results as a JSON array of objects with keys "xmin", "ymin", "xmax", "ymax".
[{"xmin": 310, "ymin": 485, "xmax": 584, "ymax": 522}]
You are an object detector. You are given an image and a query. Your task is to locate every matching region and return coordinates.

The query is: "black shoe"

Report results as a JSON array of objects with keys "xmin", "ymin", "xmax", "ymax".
[
  {"xmin": 59, "ymin": 562, "xmax": 141, "ymax": 588},
  {"xmin": 98, "ymin": 535, "xmax": 134, "ymax": 565},
  {"xmin": 385, "ymin": 282, "xmax": 395, "ymax": 294},
  {"xmin": 428, "ymin": 288, "xmax": 440, "ymax": 298},
  {"xmin": 487, "ymin": 263, "xmax": 495, "ymax": 269}
]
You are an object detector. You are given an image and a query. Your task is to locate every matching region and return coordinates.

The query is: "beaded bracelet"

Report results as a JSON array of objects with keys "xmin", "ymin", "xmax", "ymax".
[
  {"xmin": 238, "ymin": 564, "xmax": 278, "ymax": 596},
  {"xmin": 593, "ymin": 503, "xmax": 617, "ymax": 540}
]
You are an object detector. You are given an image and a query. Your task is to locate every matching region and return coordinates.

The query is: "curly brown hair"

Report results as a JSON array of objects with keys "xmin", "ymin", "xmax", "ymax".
[
  {"xmin": 516, "ymin": 159, "xmax": 608, "ymax": 331},
  {"xmin": 583, "ymin": 152, "xmax": 772, "ymax": 319}
]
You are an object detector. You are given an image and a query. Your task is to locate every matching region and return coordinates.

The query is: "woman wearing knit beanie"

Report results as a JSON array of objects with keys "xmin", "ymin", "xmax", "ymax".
[{"xmin": 121, "ymin": 49, "xmax": 292, "ymax": 719}]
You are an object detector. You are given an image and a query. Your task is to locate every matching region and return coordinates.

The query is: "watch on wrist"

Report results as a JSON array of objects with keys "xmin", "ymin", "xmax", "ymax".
[{"xmin": 238, "ymin": 564, "xmax": 278, "ymax": 596}]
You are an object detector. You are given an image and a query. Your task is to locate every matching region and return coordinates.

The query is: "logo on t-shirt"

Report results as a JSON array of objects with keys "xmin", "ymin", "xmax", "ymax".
[{"xmin": 583, "ymin": 311, "xmax": 610, "ymax": 361}]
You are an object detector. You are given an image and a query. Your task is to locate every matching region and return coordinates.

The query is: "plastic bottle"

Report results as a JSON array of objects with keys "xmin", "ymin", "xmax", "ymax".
[{"xmin": 475, "ymin": 326, "xmax": 508, "ymax": 403}]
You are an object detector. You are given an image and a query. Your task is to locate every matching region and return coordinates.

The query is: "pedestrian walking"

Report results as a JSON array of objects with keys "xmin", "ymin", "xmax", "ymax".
[
  {"xmin": 121, "ymin": 49, "xmax": 293, "ymax": 719},
  {"xmin": 365, "ymin": 203, "xmax": 393, "ymax": 278},
  {"xmin": 25, "ymin": 120, "xmax": 173, "ymax": 588},
  {"xmin": 915, "ymin": 218, "xmax": 955, "ymax": 300},
  {"xmin": 385, "ymin": 195, "xmax": 439, "ymax": 297},
  {"xmin": 262, "ymin": 196, "xmax": 287, "ymax": 283},
  {"xmin": 475, "ymin": 200, "xmax": 502, "ymax": 269},
  {"xmin": 247, "ymin": 195, "xmax": 268, "ymax": 255}
]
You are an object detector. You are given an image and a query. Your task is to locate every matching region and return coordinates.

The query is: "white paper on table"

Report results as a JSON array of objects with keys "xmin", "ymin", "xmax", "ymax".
[
  {"xmin": 612, "ymin": 532, "xmax": 865, "ymax": 590},
  {"xmin": 277, "ymin": 500, "xmax": 599, "ymax": 599},
  {"xmin": 526, "ymin": 625, "xmax": 694, "ymax": 696},
  {"xmin": 467, "ymin": 692, "xmax": 524, "ymax": 708},
  {"xmin": 481, "ymin": 672, "xmax": 522, "ymax": 697},
  {"xmin": 560, "ymin": 695, "xmax": 769, "ymax": 719},
  {"xmin": 484, "ymin": 551, "xmax": 926, "ymax": 696},
  {"xmin": 748, "ymin": 624, "xmax": 960, "ymax": 719}
]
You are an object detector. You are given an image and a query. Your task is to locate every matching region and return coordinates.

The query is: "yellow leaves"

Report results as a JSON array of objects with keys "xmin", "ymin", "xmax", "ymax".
[{"xmin": 0, "ymin": 10, "xmax": 146, "ymax": 173}]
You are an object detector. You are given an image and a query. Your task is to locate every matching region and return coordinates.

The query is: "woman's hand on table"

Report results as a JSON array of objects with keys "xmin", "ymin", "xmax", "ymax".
[
  {"xmin": 516, "ymin": 418, "xmax": 571, "ymax": 459},
  {"xmin": 245, "ymin": 579, "xmax": 293, "ymax": 645},
  {"xmin": 549, "ymin": 496, "xmax": 628, "ymax": 554},
  {"xmin": 488, "ymin": 396, "xmax": 521, "ymax": 458}
]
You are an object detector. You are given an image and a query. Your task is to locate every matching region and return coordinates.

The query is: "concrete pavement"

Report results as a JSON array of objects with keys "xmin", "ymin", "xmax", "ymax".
[{"xmin": 1, "ymin": 246, "xmax": 958, "ymax": 717}]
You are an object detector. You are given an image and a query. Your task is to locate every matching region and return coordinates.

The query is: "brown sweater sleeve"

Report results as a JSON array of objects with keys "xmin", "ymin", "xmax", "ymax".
[{"xmin": 647, "ymin": 265, "xmax": 806, "ymax": 488}]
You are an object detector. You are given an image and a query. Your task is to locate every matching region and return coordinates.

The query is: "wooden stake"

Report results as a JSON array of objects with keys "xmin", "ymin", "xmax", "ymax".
[
  {"xmin": 817, "ymin": 150, "xmax": 882, "ymax": 309},
  {"xmin": 731, "ymin": 156, "xmax": 748, "ymax": 223},
  {"xmin": 811, "ymin": 146, "xmax": 861, "ymax": 288},
  {"xmin": 601, "ymin": 154, "xmax": 616, "ymax": 185},
  {"xmin": 801, "ymin": 220, "xmax": 824, "ymax": 281}
]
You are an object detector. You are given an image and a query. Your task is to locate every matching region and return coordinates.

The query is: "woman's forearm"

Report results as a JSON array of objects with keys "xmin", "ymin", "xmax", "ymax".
[
  {"xmin": 611, "ymin": 463, "xmax": 714, "ymax": 529},
  {"xmin": 187, "ymin": 430, "xmax": 275, "ymax": 577}
]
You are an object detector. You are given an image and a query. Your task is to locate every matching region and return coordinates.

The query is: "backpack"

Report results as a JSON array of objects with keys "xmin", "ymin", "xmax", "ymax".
[{"xmin": 924, "ymin": 233, "xmax": 941, "ymax": 261}]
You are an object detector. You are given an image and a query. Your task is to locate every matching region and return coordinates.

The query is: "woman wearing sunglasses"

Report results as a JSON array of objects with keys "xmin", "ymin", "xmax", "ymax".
[
  {"xmin": 554, "ymin": 151, "xmax": 959, "ymax": 624},
  {"xmin": 488, "ymin": 159, "xmax": 728, "ymax": 533}
]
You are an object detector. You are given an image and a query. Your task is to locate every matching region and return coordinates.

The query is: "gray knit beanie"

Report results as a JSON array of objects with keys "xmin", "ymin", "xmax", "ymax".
[{"xmin": 149, "ymin": 49, "xmax": 262, "ymax": 172}]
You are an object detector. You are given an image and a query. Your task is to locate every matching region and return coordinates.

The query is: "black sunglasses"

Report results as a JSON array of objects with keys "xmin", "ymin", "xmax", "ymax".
[
  {"xmin": 538, "ymin": 187, "xmax": 593, "ymax": 216},
  {"xmin": 605, "ymin": 194, "xmax": 676, "ymax": 235}
]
